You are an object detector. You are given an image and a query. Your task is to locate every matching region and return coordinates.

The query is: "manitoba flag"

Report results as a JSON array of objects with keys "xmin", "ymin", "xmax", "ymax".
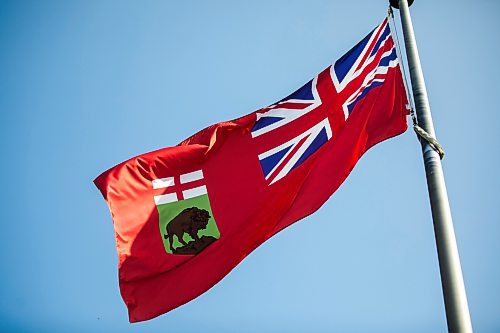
[{"xmin": 95, "ymin": 17, "xmax": 409, "ymax": 322}]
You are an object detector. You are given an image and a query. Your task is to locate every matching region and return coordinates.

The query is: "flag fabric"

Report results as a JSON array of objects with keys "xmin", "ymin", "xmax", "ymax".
[{"xmin": 94, "ymin": 17, "xmax": 409, "ymax": 322}]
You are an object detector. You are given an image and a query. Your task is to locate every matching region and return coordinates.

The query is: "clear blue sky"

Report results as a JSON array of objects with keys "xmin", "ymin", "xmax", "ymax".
[{"xmin": 1, "ymin": 0, "xmax": 499, "ymax": 332}]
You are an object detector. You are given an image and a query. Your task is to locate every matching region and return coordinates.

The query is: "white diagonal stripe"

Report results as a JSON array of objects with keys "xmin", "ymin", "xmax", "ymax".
[
  {"xmin": 331, "ymin": 19, "xmax": 388, "ymax": 92},
  {"xmin": 183, "ymin": 185, "xmax": 207, "ymax": 200},
  {"xmin": 154, "ymin": 192, "xmax": 178, "ymax": 205},
  {"xmin": 269, "ymin": 119, "xmax": 331, "ymax": 185},
  {"xmin": 251, "ymin": 76, "xmax": 322, "ymax": 138},
  {"xmin": 180, "ymin": 169, "xmax": 204, "ymax": 184},
  {"xmin": 152, "ymin": 177, "xmax": 174, "ymax": 189}
]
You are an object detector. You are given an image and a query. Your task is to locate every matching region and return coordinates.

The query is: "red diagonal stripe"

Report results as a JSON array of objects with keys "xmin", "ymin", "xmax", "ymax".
[
  {"xmin": 354, "ymin": 19, "xmax": 388, "ymax": 73},
  {"xmin": 266, "ymin": 135, "xmax": 309, "ymax": 185}
]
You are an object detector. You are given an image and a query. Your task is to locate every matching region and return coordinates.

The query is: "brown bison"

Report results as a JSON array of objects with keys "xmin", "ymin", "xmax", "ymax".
[{"xmin": 164, "ymin": 207, "xmax": 211, "ymax": 252}]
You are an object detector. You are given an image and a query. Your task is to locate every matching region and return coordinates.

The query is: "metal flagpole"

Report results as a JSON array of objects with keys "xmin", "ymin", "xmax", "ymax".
[{"xmin": 389, "ymin": 0, "xmax": 473, "ymax": 332}]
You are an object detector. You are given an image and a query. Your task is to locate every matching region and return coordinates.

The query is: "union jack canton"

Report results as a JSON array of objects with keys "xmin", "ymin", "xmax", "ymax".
[{"xmin": 251, "ymin": 18, "xmax": 400, "ymax": 185}]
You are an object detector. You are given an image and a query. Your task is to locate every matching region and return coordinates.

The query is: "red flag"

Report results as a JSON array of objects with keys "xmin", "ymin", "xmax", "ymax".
[{"xmin": 95, "ymin": 18, "xmax": 408, "ymax": 322}]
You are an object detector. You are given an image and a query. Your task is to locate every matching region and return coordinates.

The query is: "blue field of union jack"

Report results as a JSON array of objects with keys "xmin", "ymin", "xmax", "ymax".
[{"xmin": 251, "ymin": 18, "xmax": 401, "ymax": 186}]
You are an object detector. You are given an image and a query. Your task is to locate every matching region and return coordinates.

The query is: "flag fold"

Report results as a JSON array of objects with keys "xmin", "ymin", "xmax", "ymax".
[{"xmin": 95, "ymin": 17, "xmax": 409, "ymax": 322}]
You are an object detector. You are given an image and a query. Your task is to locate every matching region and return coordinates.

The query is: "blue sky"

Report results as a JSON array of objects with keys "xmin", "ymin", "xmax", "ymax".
[{"xmin": 1, "ymin": 0, "xmax": 499, "ymax": 332}]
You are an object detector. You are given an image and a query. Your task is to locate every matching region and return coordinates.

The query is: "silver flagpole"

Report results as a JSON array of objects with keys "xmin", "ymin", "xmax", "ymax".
[{"xmin": 390, "ymin": 0, "xmax": 473, "ymax": 332}]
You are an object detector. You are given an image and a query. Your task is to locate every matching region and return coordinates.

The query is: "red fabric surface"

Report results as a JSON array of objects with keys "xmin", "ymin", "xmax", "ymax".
[{"xmin": 95, "ymin": 48, "xmax": 408, "ymax": 323}]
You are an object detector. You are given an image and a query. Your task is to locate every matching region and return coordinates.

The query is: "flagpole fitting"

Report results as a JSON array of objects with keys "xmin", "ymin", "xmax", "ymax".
[{"xmin": 390, "ymin": 0, "xmax": 414, "ymax": 8}]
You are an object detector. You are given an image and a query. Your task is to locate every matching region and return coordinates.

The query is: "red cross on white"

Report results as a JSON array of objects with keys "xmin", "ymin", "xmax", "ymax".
[{"xmin": 152, "ymin": 170, "xmax": 207, "ymax": 205}]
